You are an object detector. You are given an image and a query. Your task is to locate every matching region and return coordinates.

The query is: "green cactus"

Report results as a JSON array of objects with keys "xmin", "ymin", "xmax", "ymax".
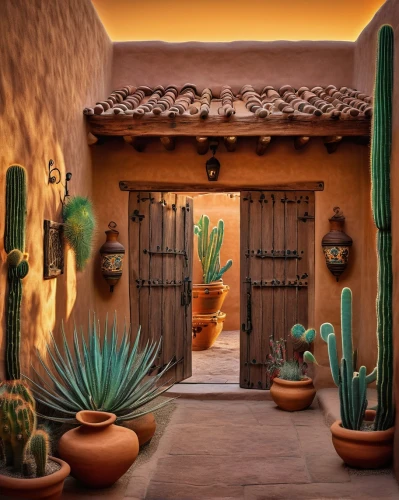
[
  {"xmin": 194, "ymin": 215, "xmax": 232, "ymax": 284},
  {"xmin": 5, "ymin": 165, "xmax": 29, "ymax": 381},
  {"xmin": 30, "ymin": 430, "xmax": 49, "ymax": 477},
  {"xmin": 304, "ymin": 288, "xmax": 377, "ymax": 430},
  {"xmin": 371, "ymin": 25, "xmax": 394, "ymax": 432},
  {"xmin": 290, "ymin": 324, "xmax": 316, "ymax": 353},
  {"xmin": 63, "ymin": 196, "xmax": 96, "ymax": 271}
]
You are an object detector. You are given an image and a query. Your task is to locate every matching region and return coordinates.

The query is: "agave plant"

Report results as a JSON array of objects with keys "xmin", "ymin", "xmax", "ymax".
[{"xmin": 24, "ymin": 315, "xmax": 175, "ymax": 423}]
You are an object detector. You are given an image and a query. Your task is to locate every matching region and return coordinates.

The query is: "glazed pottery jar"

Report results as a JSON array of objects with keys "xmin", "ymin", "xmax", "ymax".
[
  {"xmin": 99, "ymin": 222, "xmax": 125, "ymax": 292},
  {"xmin": 192, "ymin": 311, "xmax": 227, "ymax": 350},
  {"xmin": 331, "ymin": 409, "xmax": 394, "ymax": 469},
  {"xmin": 321, "ymin": 207, "xmax": 352, "ymax": 281},
  {"xmin": 192, "ymin": 280, "xmax": 229, "ymax": 314},
  {"xmin": 270, "ymin": 377, "xmax": 316, "ymax": 411},
  {"xmin": 58, "ymin": 410, "xmax": 139, "ymax": 488},
  {"xmin": 122, "ymin": 412, "xmax": 156, "ymax": 447}
]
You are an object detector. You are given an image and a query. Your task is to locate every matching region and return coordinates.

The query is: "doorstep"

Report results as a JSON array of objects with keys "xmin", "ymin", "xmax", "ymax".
[{"xmin": 166, "ymin": 383, "xmax": 272, "ymax": 400}]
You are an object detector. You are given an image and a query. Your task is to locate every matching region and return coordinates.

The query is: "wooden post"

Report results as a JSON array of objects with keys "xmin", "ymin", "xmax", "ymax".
[
  {"xmin": 324, "ymin": 136, "xmax": 343, "ymax": 154},
  {"xmin": 196, "ymin": 137, "xmax": 209, "ymax": 155},
  {"xmin": 160, "ymin": 137, "xmax": 176, "ymax": 151},
  {"xmin": 294, "ymin": 136, "xmax": 310, "ymax": 150},
  {"xmin": 256, "ymin": 136, "xmax": 272, "ymax": 156},
  {"xmin": 224, "ymin": 136, "xmax": 237, "ymax": 152},
  {"xmin": 123, "ymin": 136, "xmax": 146, "ymax": 152}
]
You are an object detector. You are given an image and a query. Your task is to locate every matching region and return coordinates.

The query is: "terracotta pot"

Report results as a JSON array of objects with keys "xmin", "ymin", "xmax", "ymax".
[
  {"xmin": 192, "ymin": 281, "xmax": 229, "ymax": 314},
  {"xmin": 58, "ymin": 410, "xmax": 139, "ymax": 488},
  {"xmin": 0, "ymin": 456, "xmax": 70, "ymax": 500},
  {"xmin": 331, "ymin": 410, "xmax": 394, "ymax": 469},
  {"xmin": 270, "ymin": 377, "xmax": 316, "ymax": 411},
  {"xmin": 192, "ymin": 311, "xmax": 226, "ymax": 350},
  {"xmin": 121, "ymin": 412, "xmax": 156, "ymax": 447}
]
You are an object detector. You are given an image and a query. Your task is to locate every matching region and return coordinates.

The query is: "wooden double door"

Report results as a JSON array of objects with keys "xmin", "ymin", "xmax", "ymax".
[{"xmin": 129, "ymin": 190, "xmax": 314, "ymax": 388}]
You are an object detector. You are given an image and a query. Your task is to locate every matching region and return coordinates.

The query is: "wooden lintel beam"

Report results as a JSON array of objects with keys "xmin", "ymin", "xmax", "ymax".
[
  {"xmin": 294, "ymin": 136, "xmax": 310, "ymax": 150},
  {"xmin": 324, "ymin": 135, "xmax": 343, "ymax": 154},
  {"xmin": 160, "ymin": 136, "xmax": 176, "ymax": 151},
  {"xmin": 119, "ymin": 180, "xmax": 325, "ymax": 192},
  {"xmin": 123, "ymin": 136, "xmax": 145, "ymax": 152},
  {"xmin": 256, "ymin": 136, "xmax": 271, "ymax": 156},
  {"xmin": 88, "ymin": 114, "xmax": 371, "ymax": 137},
  {"xmin": 196, "ymin": 136, "xmax": 209, "ymax": 155},
  {"xmin": 224, "ymin": 136, "xmax": 237, "ymax": 152}
]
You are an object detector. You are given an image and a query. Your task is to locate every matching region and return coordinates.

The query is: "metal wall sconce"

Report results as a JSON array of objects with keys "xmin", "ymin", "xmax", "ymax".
[
  {"xmin": 48, "ymin": 159, "xmax": 72, "ymax": 203},
  {"xmin": 99, "ymin": 221, "xmax": 125, "ymax": 292},
  {"xmin": 205, "ymin": 139, "xmax": 220, "ymax": 181},
  {"xmin": 321, "ymin": 207, "xmax": 353, "ymax": 281}
]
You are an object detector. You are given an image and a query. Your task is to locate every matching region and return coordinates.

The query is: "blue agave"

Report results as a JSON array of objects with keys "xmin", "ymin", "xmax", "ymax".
[{"xmin": 24, "ymin": 314, "xmax": 175, "ymax": 423}]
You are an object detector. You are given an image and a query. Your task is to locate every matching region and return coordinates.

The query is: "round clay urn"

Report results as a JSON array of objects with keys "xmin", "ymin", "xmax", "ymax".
[
  {"xmin": 58, "ymin": 410, "xmax": 139, "ymax": 488},
  {"xmin": 0, "ymin": 456, "xmax": 70, "ymax": 500},
  {"xmin": 321, "ymin": 207, "xmax": 353, "ymax": 281},
  {"xmin": 122, "ymin": 413, "xmax": 156, "ymax": 447},
  {"xmin": 331, "ymin": 410, "xmax": 394, "ymax": 469},
  {"xmin": 270, "ymin": 377, "xmax": 316, "ymax": 412},
  {"xmin": 192, "ymin": 311, "xmax": 227, "ymax": 350},
  {"xmin": 192, "ymin": 280, "xmax": 230, "ymax": 314},
  {"xmin": 99, "ymin": 221, "xmax": 125, "ymax": 292}
]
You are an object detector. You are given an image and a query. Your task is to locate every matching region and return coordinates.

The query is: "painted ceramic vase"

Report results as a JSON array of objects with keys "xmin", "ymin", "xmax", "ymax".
[
  {"xmin": 122, "ymin": 412, "xmax": 156, "ymax": 447},
  {"xmin": 192, "ymin": 311, "xmax": 226, "ymax": 350},
  {"xmin": 321, "ymin": 207, "xmax": 352, "ymax": 281},
  {"xmin": 100, "ymin": 222, "xmax": 125, "ymax": 292},
  {"xmin": 58, "ymin": 411, "xmax": 139, "ymax": 488}
]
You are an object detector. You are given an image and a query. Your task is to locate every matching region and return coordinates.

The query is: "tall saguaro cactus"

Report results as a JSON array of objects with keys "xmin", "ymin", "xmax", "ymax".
[
  {"xmin": 4, "ymin": 165, "xmax": 29, "ymax": 380},
  {"xmin": 371, "ymin": 25, "xmax": 394, "ymax": 431}
]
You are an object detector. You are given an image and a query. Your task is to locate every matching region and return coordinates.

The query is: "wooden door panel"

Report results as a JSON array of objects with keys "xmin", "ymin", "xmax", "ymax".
[
  {"xmin": 128, "ymin": 191, "xmax": 193, "ymax": 382},
  {"xmin": 240, "ymin": 190, "xmax": 315, "ymax": 389}
]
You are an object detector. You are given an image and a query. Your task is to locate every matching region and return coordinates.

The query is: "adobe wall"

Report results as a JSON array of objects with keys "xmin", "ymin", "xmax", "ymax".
[
  {"xmin": 353, "ymin": 0, "xmax": 399, "ymax": 481},
  {"xmin": 0, "ymin": 0, "xmax": 112, "ymax": 378}
]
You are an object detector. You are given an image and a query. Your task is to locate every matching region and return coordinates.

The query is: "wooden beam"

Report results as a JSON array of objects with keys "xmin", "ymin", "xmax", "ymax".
[
  {"xmin": 256, "ymin": 136, "xmax": 271, "ymax": 156},
  {"xmin": 119, "ymin": 181, "xmax": 325, "ymax": 192},
  {"xmin": 224, "ymin": 136, "xmax": 237, "ymax": 152},
  {"xmin": 123, "ymin": 136, "xmax": 146, "ymax": 152},
  {"xmin": 160, "ymin": 136, "xmax": 176, "ymax": 151},
  {"xmin": 324, "ymin": 135, "xmax": 343, "ymax": 154},
  {"xmin": 196, "ymin": 136, "xmax": 209, "ymax": 155},
  {"xmin": 87, "ymin": 132, "xmax": 99, "ymax": 145},
  {"xmin": 294, "ymin": 136, "xmax": 310, "ymax": 150},
  {"xmin": 88, "ymin": 113, "xmax": 371, "ymax": 137}
]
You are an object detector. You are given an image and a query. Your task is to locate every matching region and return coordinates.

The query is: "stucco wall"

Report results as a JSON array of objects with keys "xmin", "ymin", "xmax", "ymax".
[
  {"xmin": 90, "ymin": 137, "xmax": 374, "ymax": 387},
  {"xmin": 353, "ymin": 0, "xmax": 399, "ymax": 482},
  {"xmin": 0, "ymin": 0, "xmax": 112, "ymax": 378}
]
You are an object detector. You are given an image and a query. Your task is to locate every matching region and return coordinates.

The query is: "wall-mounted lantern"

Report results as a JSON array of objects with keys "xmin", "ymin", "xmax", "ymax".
[
  {"xmin": 100, "ymin": 221, "xmax": 125, "ymax": 292},
  {"xmin": 321, "ymin": 207, "xmax": 353, "ymax": 281},
  {"xmin": 205, "ymin": 139, "xmax": 220, "ymax": 181},
  {"xmin": 48, "ymin": 159, "xmax": 72, "ymax": 203}
]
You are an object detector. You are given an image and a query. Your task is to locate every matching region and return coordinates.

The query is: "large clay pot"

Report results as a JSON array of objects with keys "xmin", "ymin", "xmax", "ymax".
[
  {"xmin": 192, "ymin": 281, "xmax": 229, "ymax": 314},
  {"xmin": 270, "ymin": 377, "xmax": 316, "ymax": 411},
  {"xmin": 192, "ymin": 311, "xmax": 226, "ymax": 350},
  {"xmin": 0, "ymin": 456, "xmax": 70, "ymax": 500},
  {"xmin": 122, "ymin": 412, "xmax": 156, "ymax": 447},
  {"xmin": 58, "ymin": 410, "xmax": 139, "ymax": 488},
  {"xmin": 331, "ymin": 409, "xmax": 394, "ymax": 469}
]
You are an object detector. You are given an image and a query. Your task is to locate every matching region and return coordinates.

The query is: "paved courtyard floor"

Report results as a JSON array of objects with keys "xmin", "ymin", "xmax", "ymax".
[{"xmin": 181, "ymin": 330, "xmax": 240, "ymax": 384}]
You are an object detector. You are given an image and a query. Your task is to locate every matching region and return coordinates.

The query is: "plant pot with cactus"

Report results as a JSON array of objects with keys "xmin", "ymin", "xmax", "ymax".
[
  {"xmin": 192, "ymin": 216, "xmax": 232, "ymax": 350},
  {"xmin": 0, "ymin": 165, "xmax": 70, "ymax": 499}
]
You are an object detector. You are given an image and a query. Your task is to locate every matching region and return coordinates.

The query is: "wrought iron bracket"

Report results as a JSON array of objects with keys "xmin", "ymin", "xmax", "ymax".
[
  {"xmin": 143, "ymin": 247, "xmax": 187, "ymax": 258},
  {"xmin": 130, "ymin": 209, "xmax": 145, "ymax": 222},
  {"xmin": 136, "ymin": 279, "xmax": 183, "ymax": 289}
]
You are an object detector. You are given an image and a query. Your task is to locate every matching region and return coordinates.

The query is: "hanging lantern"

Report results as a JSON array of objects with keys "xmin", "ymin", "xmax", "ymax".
[
  {"xmin": 100, "ymin": 221, "xmax": 125, "ymax": 292},
  {"xmin": 321, "ymin": 207, "xmax": 353, "ymax": 281}
]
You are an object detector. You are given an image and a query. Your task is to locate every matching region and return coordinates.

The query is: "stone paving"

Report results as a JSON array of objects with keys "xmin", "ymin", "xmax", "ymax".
[{"xmin": 124, "ymin": 399, "xmax": 399, "ymax": 499}]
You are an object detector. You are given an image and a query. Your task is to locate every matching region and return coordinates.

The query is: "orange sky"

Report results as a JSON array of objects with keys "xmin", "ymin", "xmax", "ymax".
[{"xmin": 92, "ymin": 0, "xmax": 386, "ymax": 42}]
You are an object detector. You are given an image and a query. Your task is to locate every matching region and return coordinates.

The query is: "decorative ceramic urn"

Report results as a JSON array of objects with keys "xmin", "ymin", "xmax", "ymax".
[
  {"xmin": 100, "ymin": 221, "xmax": 125, "ymax": 292},
  {"xmin": 321, "ymin": 207, "xmax": 352, "ymax": 281}
]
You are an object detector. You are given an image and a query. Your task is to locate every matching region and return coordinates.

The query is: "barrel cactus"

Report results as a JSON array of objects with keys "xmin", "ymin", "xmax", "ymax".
[
  {"xmin": 290, "ymin": 324, "xmax": 316, "ymax": 362},
  {"xmin": 194, "ymin": 215, "xmax": 232, "ymax": 284}
]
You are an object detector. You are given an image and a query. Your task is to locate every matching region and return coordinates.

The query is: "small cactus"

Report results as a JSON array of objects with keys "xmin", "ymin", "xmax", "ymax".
[
  {"xmin": 194, "ymin": 215, "xmax": 232, "ymax": 284},
  {"xmin": 290, "ymin": 324, "xmax": 316, "ymax": 354},
  {"xmin": 30, "ymin": 430, "xmax": 50, "ymax": 477}
]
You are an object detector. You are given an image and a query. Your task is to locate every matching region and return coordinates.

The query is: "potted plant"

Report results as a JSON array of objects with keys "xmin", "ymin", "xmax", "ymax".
[
  {"xmin": 0, "ymin": 165, "xmax": 70, "ymax": 499},
  {"xmin": 265, "ymin": 337, "xmax": 286, "ymax": 387},
  {"xmin": 270, "ymin": 360, "xmax": 316, "ymax": 412},
  {"xmin": 192, "ymin": 215, "xmax": 232, "ymax": 350},
  {"xmin": 304, "ymin": 288, "xmax": 393, "ymax": 468},
  {"xmin": 25, "ymin": 315, "xmax": 176, "ymax": 487}
]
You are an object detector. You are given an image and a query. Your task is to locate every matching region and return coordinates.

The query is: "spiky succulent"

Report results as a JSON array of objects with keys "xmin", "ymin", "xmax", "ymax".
[
  {"xmin": 24, "ymin": 315, "xmax": 175, "ymax": 423},
  {"xmin": 63, "ymin": 196, "xmax": 96, "ymax": 270},
  {"xmin": 279, "ymin": 361, "xmax": 303, "ymax": 382}
]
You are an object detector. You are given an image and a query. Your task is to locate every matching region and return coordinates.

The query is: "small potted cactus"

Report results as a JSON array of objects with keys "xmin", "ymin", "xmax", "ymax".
[
  {"xmin": 192, "ymin": 215, "xmax": 232, "ymax": 350},
  {"xmin": 0, "ymin": 165, "xmax": 70, "ymax": 498}
]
